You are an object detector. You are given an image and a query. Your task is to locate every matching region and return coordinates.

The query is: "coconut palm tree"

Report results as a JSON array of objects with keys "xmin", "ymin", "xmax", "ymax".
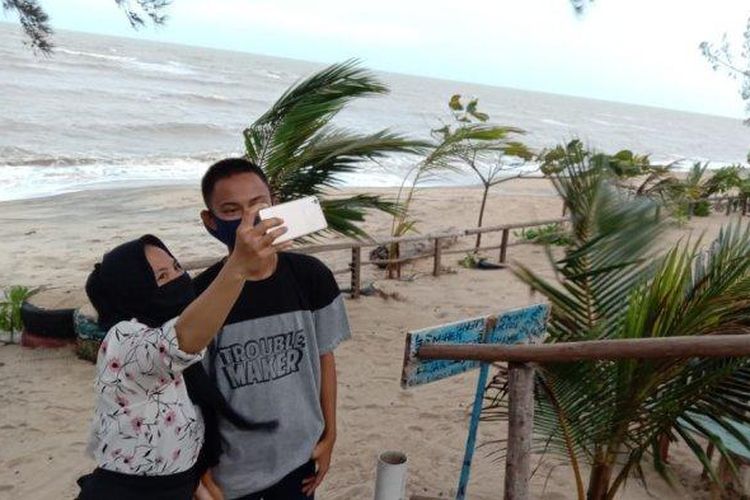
[
  {"xmin": 384, "ymin": 108, "xmax": 522, "ymax": 277},
  {"xmin": 483, "ymin": 145, "xmax": 750, "ymax": 500},
  {"xmin": 444, "ymin": 95, "xmax": 533, "ymax": 251},
  {"xmin": 244, "ymin": 59, "xmax": 426, "ymax": 239}
]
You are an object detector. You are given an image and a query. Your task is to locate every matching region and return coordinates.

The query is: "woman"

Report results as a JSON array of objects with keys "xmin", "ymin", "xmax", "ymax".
[{"xmin": 78, "ymin": 206, "xmax": 287, "ymax": 500}]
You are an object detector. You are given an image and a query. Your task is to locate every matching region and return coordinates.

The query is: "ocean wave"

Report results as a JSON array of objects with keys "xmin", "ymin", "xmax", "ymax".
[
  {"xmin": 57, "ymin": 48, "xmax": 195, "ymax": 76},
  {"xmin": 540, "ymin": 118, "xmax": 571, "ymax": 127},
  {"xmin": 0, "ymin": 158, "xmax": 213, "ymax": 202},
  {"xmin": 0, "ymin": 152, "xmax": 223, "ymax": 168},
  {"xmin": 129, "ymin": 59, "xmax": 195, "ymax": 76},
  {"xmin": 112, "ymin": 122, "xmax": 232, "ymax": 136},
  {"xmin": 154, "ymin": 91, "xmax": 231, "ymax": 104},
  {"xmin": 57, "ymin": 47, "xmax": 136, "ymax": 64}
]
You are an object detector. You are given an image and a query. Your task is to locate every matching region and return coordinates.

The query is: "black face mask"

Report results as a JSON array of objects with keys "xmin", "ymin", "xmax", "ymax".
[{"xmin": 145, "ymin": 273, "xmax": 196, "ymax": 328}]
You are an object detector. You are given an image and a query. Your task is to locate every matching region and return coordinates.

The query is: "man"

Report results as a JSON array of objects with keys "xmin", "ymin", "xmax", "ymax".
[{"xmin": 194, "ymin": 158, "xmax": 351, "ymax": 500}]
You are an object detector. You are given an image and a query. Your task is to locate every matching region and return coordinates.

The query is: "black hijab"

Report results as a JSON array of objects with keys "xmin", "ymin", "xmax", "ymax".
[
  {"xmin": 85, "ymin": 235, "xmax": 194, "ymax": 330},
  {"xmin": 85, "ymin": 235, "xmax": 276, "ymax": 471}
]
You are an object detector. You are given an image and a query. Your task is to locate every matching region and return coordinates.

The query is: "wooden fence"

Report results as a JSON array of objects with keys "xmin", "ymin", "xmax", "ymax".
[
  {"xmin": 183, "ymin": 195, "xmax": 747, "ymax": 298},
  {"xmin": 416, "ymin": 335, "xmax": 750, "ymax": 500},
  {"xmin": 184, "ymin": 217, "xmax": 569, "ymax": 298},
  {"xmin": 688, "ymin": 195, "xmax": 749, "ymax": 218}
]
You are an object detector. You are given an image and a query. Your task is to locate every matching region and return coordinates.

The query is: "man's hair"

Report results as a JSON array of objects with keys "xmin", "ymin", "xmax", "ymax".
[{"xmin": 201, "ymin": 158, "xmax": 270, "ymax": 208}]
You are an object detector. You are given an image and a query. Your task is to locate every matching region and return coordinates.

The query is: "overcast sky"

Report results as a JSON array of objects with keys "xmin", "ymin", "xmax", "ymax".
[{"xmin": 15, "ymin": 0, "xmax": 750, "ymax": 118}]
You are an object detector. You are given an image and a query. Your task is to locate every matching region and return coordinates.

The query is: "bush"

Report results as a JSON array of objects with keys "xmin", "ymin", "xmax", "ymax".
[
  {"xmin": 75, "ymin": 339, "xmax": 101, "ymax": 363},
  {"xmin": 515, "ymin": 223, "xmax": 573, "ymax": 246},
  {"xmin": 0, "ymin": 285, "xmax": 39, "ymax": 343},
  {"xmin": 693, "ymin": 200, "xmax": 711, "ymax": 217}
]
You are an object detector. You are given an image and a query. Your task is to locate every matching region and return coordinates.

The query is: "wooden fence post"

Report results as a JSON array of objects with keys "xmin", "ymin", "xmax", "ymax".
[
  {"xmin": 499, "ymin": 229, "xmax": 510, "ymax": 264},
  {"xmin": 433, "ymin": 238, "xmax": 443, "ymax": 277},
  {"xmin": 504, "ymin": 362, "xmax": 535, "ymax": 500},
  {"xmin": 350, "ymin": 247, "xmax": 361, "ymax": 299}
]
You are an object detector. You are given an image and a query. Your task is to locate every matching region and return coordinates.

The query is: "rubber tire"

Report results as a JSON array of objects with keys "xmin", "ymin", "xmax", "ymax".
[
  {"xmin": 20, "ymin": 301, "xmax": 76, "ymax": 339},
  {"xmin": 21, "ymin": 330, "xmax": 76, "ymax": 348}
]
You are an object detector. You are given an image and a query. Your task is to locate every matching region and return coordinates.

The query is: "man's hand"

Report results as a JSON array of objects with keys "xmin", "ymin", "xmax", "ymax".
[
  {"xmin": 302, "ymin": 434, "xmax": 335, "ymax": 496},
  {"xmin": 226, "ymin": 203, "xmax": 291, "ymax": 278},
  {"xmin": 194, "ymin": 470, "xmax": 223, "ymax": 500}
]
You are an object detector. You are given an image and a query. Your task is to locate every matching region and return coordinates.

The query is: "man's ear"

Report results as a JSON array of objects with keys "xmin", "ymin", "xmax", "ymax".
[{"xmin": 200, "ymin": 210, "xmax": 217, "ymax": 232}]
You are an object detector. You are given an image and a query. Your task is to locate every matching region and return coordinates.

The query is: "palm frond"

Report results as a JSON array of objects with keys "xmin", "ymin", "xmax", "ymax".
[
  {"xmin": 483, "ymin": 141, "xmax": 750, "ymax": 498},
  {"xmin": 320, "ymin": 195, "xmax": 401, "ymax": 239},
  {"xmin": 272, "ymin": 129, "xmax": 428, "ymax": 201},
  {"xmin": 243, "ymin": 60, "xmax": 424, "ymax": 239},
  {"xmin": 245, "ymin": 59, "xmax": 387, "ymax": 182}
]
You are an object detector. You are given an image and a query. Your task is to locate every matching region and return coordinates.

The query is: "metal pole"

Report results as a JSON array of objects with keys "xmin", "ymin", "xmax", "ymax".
[{"xmin": 455, "ymin": 363, "xmax": 490, "ymax": 500}]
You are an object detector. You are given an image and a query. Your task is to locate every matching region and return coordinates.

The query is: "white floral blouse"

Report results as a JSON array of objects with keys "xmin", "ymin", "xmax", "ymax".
[{"xmin": 87, "ymin": 318, "xmax": 205, "ymax": 475}]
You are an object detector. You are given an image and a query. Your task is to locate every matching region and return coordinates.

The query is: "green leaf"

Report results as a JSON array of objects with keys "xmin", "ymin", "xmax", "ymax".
[
  {"xmin": 482, "ymin": 141, "xmax": 750, "ymax": 498},
  {"xmin": 449, "ymin": 94, "xmax": 463, "ymax": 111},
  {"xmin": 243, "ymin": 60, "xmax": 425, "ymax": 239}
]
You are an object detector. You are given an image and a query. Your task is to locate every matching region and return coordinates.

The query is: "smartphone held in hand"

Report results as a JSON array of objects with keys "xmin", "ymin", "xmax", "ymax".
[{"xmin": 259, "ymin": 196, "xmax": 328, "ymax": 244}]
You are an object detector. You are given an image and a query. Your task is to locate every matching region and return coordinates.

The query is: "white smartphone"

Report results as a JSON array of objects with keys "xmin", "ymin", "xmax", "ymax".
[{"xmin": 258, "ymin": 196, "xmax": 328, "ymax": 244}]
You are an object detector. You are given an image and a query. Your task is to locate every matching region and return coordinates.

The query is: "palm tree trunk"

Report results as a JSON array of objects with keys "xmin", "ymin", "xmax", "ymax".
[
  {"xmin": 587, "ymin": 459, "xmax": 613, "ymax": 500},
  {"xmin": 387, "ymin": 242, "xmax": 401, "ymax": 279},
  {"xmin": 474, "ymin": 183, "xmax": 490, "ymax": 252}
]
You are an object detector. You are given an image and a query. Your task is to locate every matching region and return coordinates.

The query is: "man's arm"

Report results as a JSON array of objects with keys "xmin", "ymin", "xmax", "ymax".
[
  {"xmin": 176, "ymin": 205, "xmax": 289, "ymax": 353},
  {"xmin": 303, "ymin": 352, "xmax": 337, "ymax": 495}
]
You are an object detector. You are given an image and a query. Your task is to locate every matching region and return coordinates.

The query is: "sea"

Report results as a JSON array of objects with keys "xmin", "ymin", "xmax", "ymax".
[{"xmin": 1, "ymin": 22, "xmax": 748, "ymax": 201}]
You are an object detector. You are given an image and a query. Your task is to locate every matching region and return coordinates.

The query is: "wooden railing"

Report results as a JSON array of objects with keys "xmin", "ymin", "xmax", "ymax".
[
  {"xmin": 184, "ymin": 217, "xmax": 569, "ymax": 297},
  {"xmin": 417, "ymin": 335, "xmax": 750, "ymax": 500}
]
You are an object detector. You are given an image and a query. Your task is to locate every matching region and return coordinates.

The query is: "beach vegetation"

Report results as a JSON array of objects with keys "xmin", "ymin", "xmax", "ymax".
[
  {"xmin": 701, "ymin": 19, "xmax": 750, "ymax": 123},
  {"xmin": 386, "ymin": 95, "xmax": 526, "ymax": 277},
  {"xmin": 670, "ymin": 163, "xmax": 744, "ymax": 217},
  {"xmin": 0, "ymin": 285, "xmax": 38, "ymax": 344},
  {"xmin": 243, "ymin": 59, "xmax": 425, "ymax": 239},
  {"xmin": 446, "ymin": 95, "xmax": 534, "ymax": 251},
  {"xmin": 514, "ymin": 223, "xmax": 572, "ymax": 247},
  {"xmin": 483, "ymin": 151, "xmax": 750, "ymax": 499}
]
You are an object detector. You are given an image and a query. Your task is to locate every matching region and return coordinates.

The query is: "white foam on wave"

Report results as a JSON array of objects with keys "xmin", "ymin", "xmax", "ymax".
[
  {"xmin": 57, "ymin": 47, "xmax": 136, "ymax": 64},
  {"xmin": 540, "ymin": 118, "xmax": 571, "ymax": 127},
  {"xmin": 129, "ymin": 60, "xmax": 195, "ymax": 76},
  {"xmin": 3, "ymin": 153, "xmax": 743, "ymax": 203},
  {"xmin": 57, "ymin": 48, "xmax": 195, "ymax": 77},
  {"xmin": 0, "ymin": 159, "xmax": 209, "ymax": 202}
]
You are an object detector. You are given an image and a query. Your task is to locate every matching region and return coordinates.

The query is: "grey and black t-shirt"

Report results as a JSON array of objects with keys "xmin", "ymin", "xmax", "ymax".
[{"xmin": 194, "ymin": 252, "xmax": 351, "ymax": 499}]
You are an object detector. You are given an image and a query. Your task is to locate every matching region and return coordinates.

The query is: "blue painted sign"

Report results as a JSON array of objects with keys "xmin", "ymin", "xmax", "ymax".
[
  {"xmin": 400, "ymin": 303, "xmax": 549, "ymax": 388},
  {"xmin": 400, "ymin": 303, "xmax": 550, "ymax": 500}
]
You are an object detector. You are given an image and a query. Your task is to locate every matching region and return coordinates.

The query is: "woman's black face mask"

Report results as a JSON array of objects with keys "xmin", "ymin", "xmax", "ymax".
[{"xmin": 144, "ymin": 273, "xmax": 196, "ymax": 328}]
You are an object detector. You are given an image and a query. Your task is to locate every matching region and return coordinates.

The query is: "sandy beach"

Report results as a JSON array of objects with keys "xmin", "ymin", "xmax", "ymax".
[{"xmin": 0, "ymin": 179, "xmax": 735, "ymax": 499}]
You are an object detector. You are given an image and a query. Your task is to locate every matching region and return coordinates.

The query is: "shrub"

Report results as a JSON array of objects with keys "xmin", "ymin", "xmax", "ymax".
[{"xmin": 515, "ymin": 223, "xmax": 572, "ymax": 247}]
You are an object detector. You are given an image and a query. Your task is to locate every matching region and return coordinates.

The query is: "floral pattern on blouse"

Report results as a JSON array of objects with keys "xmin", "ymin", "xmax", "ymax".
[{"xmin": 88, "ymin": 318, "xmax": 205, "ymax": 475}]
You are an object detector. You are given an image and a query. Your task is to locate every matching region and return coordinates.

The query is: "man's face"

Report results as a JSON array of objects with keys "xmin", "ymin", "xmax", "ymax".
[{"xmin": 201, "ymin": 172, "xmax": 272, "ymax": 230}]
